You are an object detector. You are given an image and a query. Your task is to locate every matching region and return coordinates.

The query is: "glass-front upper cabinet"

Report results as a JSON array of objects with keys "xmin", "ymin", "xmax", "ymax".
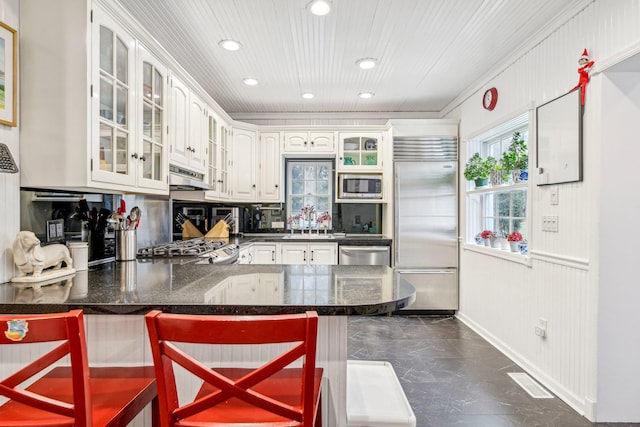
[
  {"xmin": 338, "ymin": 132, "xmax": 383, "ymax": 171},
  {"xmin": 137, "ymin": 45, "xmax": 168, "ymax": 191},
  {"xmin": 93, "ymin": 9, "xmax": 136, "ymax": 187},
  {"xmin": 207, "ymin": 113, "xmax": 219, "ymax": 194}
]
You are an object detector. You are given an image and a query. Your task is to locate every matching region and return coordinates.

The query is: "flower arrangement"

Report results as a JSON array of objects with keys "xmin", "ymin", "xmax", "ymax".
[
  {"xmin": 300, "ymin": 205, "xmax": 315, "ymax": 222},
  {"xmin": 316, "ymin": 211, "xmax": 331, "ymax": 232},
  {"xmin": 480, "ymin": 229, "xmax": 495, "ymax": 239},
  {"xmin": 287, "ymin": 214, "xmax": 302, "ymax": 230},
  {"xmin": 507, "ymin": 231, "xmax": 523, "ymax": 242}
]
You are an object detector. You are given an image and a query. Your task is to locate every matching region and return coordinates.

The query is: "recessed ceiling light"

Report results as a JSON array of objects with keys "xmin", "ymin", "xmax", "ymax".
[
  {"xmin": 356, "ymin": 58, "xmax": 377, "ymax": 70},
  {"xmin": 359, "ymin": 92, "xmax": 374, "ymax": 99},
  {"xmin": 308, "ymin": 0, "xmax": 331, "ymax": 16},
  {"xmin": 302, "ymin": 92, "xmax": 315, "ymax": 99},
  {"xmin": 243, "ymin": 78, "xmax": 259, "ymax": 86},
  {"xmin": 219, "ymin": 39, "xmax": 241, "ymax": 51}
]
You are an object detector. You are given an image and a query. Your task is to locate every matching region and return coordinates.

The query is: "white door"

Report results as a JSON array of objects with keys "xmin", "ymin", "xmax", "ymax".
[
  {"xmin": 231, "ymin": 128, "xmax": 257, "ymax": 201},
  {"xmin": 309, "ymin": 132, "xmax": 335, "ymax": 153},
  {"xmin": 309, "ymin": 243, "xmax": 337, "ymax": 265},
  {"xmin": 188, "ymin": 93, "xmax": 206, "ymax": 173},
  {"xmin": 281, "ymin": 244, "xmax": 308, "ymax": 265},
  {"xmin": 252, "ymin": 244, "xmax": 278, "ymax": 264},
  {"xmin": 169, "ymin": 76, "xmax": 190, "ymax": 168}
]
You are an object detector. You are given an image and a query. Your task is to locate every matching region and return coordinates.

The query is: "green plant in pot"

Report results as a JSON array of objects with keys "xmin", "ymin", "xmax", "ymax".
[
  {"xmin": 464, "ymin": 152, "xmax": 490, "ymax": 188},
  {"xmin": 487, "ymin": 156, "xmax": 510, "ymax": 185},
  {"xmin": 503, "ymin": 132, "xmax": 528, "ymax": 182}
]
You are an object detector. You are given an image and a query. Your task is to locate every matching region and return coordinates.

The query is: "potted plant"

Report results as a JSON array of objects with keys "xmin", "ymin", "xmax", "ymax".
[
  {"xmin": 503, "ymin": 132, "xmax": 528, "ymax": 182},
  {"xmin": 480, "ymin": 229, "xmax": 495, "ymax": 247},
  {"xmin": 464, "ymin": 153, "xmax": 490, "ymax": 188},
  {"xmin": 507, "ymin": 231, "xmax": 523, "ymax": 252},
  {"xmin": 486, "ymin": 156, "xmax": 509, "ymax": 186}
]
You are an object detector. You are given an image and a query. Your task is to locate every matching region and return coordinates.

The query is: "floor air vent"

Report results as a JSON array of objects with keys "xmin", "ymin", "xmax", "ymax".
[{"xmin": 508, "ymin": 373, "xmax": 554, "ymax": 399}]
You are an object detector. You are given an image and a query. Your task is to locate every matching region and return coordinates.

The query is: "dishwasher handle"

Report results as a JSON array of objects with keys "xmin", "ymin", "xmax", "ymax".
[{"xmin": 339, "ymin": 246, "xmax": 390, "ymax": 255}]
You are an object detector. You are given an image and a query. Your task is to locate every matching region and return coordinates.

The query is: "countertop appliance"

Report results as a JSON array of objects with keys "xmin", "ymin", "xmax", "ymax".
[
  {"xmin": 393, "ymin": 136, "xmax": 459, "ymax": 312},
  {"xmin": 339, "ymin": 245, "xmax": 390, "ymax": 266},
  {"xmin": 338, "ymin": 174, "xmax": 383, "ymax": 199}
]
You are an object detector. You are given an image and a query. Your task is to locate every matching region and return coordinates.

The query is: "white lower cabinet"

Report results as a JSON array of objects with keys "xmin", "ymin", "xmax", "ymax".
[
  {"xmin": 251, "ymin": 243, "xmax": 280, "ymax": 264},
  {"xmin": 237, "ymin": 245, "xmax": 253, "ymax": 264},
  {"xmin": 281, "ymin": 243, "xmax": 337, "ymax": 265}
]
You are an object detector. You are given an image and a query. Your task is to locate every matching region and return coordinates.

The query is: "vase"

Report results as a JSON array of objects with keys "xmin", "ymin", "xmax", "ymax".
[
  {"xmin": 512, "ymin": 169, "xmax": 521, "ymax": 183},
  {"xmin": 509, "ymin": 241, "xmax": 520, "ymax": 252},
  {"xmin": 500, "ymin": 239, "xmax": 509, "ymax": 250},
  {"xmin": 518, "ymin": 241, "xmax": 528, "ymax": 255},
  {"xmin": 490, "ymin": 236, "xmax": 500, "ymax": 248},
  {"xmin": 474, "ymin": 177, "xmax": 489, "ymax": 188},
  {"xmin": 484, "ymin": 237, "xmax": 491, "ymax": 246},
  {"xmin": 474, "ymin": 234, "xmax": 484, "ymax": 245},
  {"xmin": 519, "ymin": 170, "xmax": 529, "ymax": 182}
]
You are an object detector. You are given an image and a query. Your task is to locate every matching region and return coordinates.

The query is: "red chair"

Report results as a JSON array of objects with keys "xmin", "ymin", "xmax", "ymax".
[
  {"xmin": 0, "ymin": 310, "xmax": 158, "ymax": 426},
  {"xmin": 145, "ymin": 310, "xmax": 323, "ymax": 427}
]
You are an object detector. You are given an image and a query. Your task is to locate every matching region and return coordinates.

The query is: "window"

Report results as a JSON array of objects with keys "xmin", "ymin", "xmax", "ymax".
[
  {"xmin": 466, "ymin": 113, "xmax": 529, "ymax": 245},
  {"xmin": 286, "ymin": 160, "xmax": 333, "ymax": 229}
]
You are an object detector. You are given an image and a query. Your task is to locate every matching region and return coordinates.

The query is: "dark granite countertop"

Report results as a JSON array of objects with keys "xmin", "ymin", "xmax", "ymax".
[{"xmin": 0, "ymin": 261, "xmax": 414, "ymax": 316}]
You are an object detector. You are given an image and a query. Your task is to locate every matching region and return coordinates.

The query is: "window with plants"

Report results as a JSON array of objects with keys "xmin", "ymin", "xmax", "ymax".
[
  {"xmin": 286, "ymin": 160, "xmax": 333, "ymax": 230},
  {"xmin": 464, "ymin": 113, "xmax": 529, "ymax": 254}
]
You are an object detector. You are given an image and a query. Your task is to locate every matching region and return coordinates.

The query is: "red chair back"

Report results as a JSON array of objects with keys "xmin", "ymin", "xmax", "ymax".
[
  {"xmin": 145, "ymin": 310, "xmax": 322, "ymax": 426},
  {"xmin": 0, "ymin": 310, "xmax": 92, "ymax": 425}
]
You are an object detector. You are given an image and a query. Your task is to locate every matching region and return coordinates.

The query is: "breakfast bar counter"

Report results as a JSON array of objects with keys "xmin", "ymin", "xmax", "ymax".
[{"xmin": 0, "ymin": 261, "xmax": 415, "ymax": 427}]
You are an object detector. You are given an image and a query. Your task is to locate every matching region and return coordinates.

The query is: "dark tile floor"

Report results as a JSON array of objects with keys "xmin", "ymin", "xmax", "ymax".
[{"xmin": 347, "ymin": 315, "xmax": 639, "ymax": 427}]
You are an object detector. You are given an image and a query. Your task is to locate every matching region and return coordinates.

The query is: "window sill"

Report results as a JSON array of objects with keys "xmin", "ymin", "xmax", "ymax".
[
  {"xmin": 466, "ymin": 181, "xmax": 528, "ymax": 195},
  {"xmin": 462, "ymin": 243, "xmax": 531, "ymax": 266}
]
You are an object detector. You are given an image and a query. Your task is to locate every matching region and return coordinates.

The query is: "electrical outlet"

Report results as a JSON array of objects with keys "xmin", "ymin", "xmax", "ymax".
[
  {"xmin": 535, "ymin": 318, "xmax": 548, "ymax": 338},
  {"xmin": 550, "ymin": 187, "xmax": 559, "ymax": 205},
  {"xmin": 542, "ymin": 216, "xmax": 559, "ymax": 232}
]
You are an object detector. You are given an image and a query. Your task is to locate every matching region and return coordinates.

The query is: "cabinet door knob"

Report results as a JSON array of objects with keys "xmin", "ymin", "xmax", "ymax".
[
  {"xmin": 310, "ymin": 250, "xmax": 314, "ymax": 261},
  {"xmin": 139, "ymin": 155, "xmax": 146, "ymax": 161},
  {"xmin": 303, "ymin": 250, "xmax": 307, "ymax": 262},
  {"xmin": 311, "ymin": 140, "xmax": 315, "ymax": 145},
  {"xmin": 275, "ymin": 184, "xmax": 279, "ymax": 188},
  {"xmin": 131, "ymin": 153, "xmax": 138, "ymax": 159},
  {"xmin": 252, "ymin": 184, "xmax": 256, "ymax": 188},
  {"xmin": 304, "ymin": 141, "xmax": 307, "ymax": 146}
]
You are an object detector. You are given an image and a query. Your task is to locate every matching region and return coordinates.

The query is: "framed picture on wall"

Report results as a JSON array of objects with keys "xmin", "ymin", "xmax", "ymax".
[{"xmin": 0, "ymin": 21, "xmax": 17, "ymax": 127}]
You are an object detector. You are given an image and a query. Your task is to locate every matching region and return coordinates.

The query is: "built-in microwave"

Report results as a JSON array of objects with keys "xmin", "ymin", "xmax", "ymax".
[{"xmin": 338, "ymin": 174, "xmax": 383, "ymax": 199}]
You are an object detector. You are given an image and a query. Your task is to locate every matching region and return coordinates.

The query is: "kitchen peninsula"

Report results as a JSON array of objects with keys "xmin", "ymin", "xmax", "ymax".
[{"xmin": 0, "ymin": 261, "xmax": 415, "ymax": 427}]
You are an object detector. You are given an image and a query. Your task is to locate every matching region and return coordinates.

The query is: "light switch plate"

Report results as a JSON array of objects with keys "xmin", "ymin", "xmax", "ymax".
[{"xmin": 542, "ymin": 216, "xmax": 559, "ymax": 232}]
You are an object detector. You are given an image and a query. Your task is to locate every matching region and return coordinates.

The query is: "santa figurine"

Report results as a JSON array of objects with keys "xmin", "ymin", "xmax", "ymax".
[{"xmin": 571, "ymin": 48, "xmax": 595, "ymax": 105}]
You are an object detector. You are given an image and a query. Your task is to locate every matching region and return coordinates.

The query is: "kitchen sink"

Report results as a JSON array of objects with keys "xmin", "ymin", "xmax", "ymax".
[{"xmin": 282, "ymin": 233, "xmax": 336, "ymax": 240}]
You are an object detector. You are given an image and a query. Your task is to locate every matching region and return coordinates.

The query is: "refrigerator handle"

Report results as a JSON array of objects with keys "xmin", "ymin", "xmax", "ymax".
[{"xmin": 397, "ymin": 269, "xmax": 456, "ymax": 274}]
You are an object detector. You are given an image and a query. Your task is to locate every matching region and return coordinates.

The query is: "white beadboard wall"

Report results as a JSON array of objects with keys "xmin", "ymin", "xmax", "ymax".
[
  {"xmin": 0, "ymin": 0, "xmax": 19, "ymax": 283},
  {"xmin": 451, "ymin": 0, "xmax": 640, "ymax": 422}
]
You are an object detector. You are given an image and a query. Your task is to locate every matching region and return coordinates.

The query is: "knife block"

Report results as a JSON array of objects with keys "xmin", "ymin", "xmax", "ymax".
[
  {"xmin": 205, "ymin": 220, "xmax": 230, "ymax": 238},
  {"xmin": 181, "ymin": 219, "xmax": 204, "ymax": 239}
]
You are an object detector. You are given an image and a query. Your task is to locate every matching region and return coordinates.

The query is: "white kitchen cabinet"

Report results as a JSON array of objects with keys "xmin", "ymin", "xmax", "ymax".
[
  {"xmin": 170, "ymin": 77, "xmax": 207, "ymax": 174},
  {"xmin": 252, "ymin": 243, "xmax": 280, "ymax": 264},
  {"xmin": 230, "ymin": 128, "xmax": 257, "ymax": 201},
  {"xmin": 338, "ymin": 132, "xmax": 384, "ymax": 171},
  {"xmin": 136, "ymin": 44, "xmax": 168, "ymax": 191},
  {"xmin": 258, "ymin": 132, "xmax": 282, "ymax": 202},
  {"xmin": 283, "ymin": 131, "xmax": 335, "ymax": 154},
  {"xmin": 205, "ymin": 111, "xmax": 230, "ymax": 200},
  {"xmin": 20, "ymin": 1, "xmax": 169, "ymax": 194},
  {"xmin": 237, "ymin": 245, "xmax": 253, "ymax": 264},
  {"xmin": 281, "ymin": 243, "xmax": 337, "ymax": 265}
]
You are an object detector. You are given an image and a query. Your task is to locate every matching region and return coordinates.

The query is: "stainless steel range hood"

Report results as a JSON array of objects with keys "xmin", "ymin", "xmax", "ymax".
[{"xmin": 169, "ymin": 164, "xmax": 211, "ymax": 191}]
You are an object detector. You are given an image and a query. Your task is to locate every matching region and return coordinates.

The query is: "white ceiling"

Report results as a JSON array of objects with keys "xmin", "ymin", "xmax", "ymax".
[{"xmin": 117, "ymin": 0, "xmax": 584, "ymax": 118}]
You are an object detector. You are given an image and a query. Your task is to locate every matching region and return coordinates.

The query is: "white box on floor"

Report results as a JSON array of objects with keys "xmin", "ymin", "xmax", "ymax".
[{"xmin": 347, "ymin": 360, "xmax": 416, "ymax": 427}]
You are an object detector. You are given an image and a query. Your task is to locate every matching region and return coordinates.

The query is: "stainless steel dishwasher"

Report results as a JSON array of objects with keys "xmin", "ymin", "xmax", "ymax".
[{"xmin": 338, "ymin": 245, "xmax": 391, "ymax": 266}]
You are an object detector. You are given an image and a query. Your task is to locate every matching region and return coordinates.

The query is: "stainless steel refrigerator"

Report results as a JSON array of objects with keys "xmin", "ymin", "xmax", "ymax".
[{"xmin": 393, "ymin": 137, "xmax": 459, "ymax": 311}]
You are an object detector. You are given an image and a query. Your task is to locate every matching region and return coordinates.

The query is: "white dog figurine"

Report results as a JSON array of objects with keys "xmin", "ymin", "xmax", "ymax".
[{"xmin": 12, "ymin": 231, "xmax": 73, "ymax": 277}]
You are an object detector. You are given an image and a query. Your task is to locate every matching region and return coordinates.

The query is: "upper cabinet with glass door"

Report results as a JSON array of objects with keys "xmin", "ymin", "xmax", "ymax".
[
  {"xmin": 92, "ymin": 9, "xmax": 137, "ymax": 187},
  {"xmin": 19, "ymin": 1, "xmax": 169, "ymax": 194},
  {"xmin": 338, "ymin": 132, "xmax": 383, "ymax": 171},
  {"xmin": 136, "ymin": 45, "xmax": 168, "ymax": 191}
]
